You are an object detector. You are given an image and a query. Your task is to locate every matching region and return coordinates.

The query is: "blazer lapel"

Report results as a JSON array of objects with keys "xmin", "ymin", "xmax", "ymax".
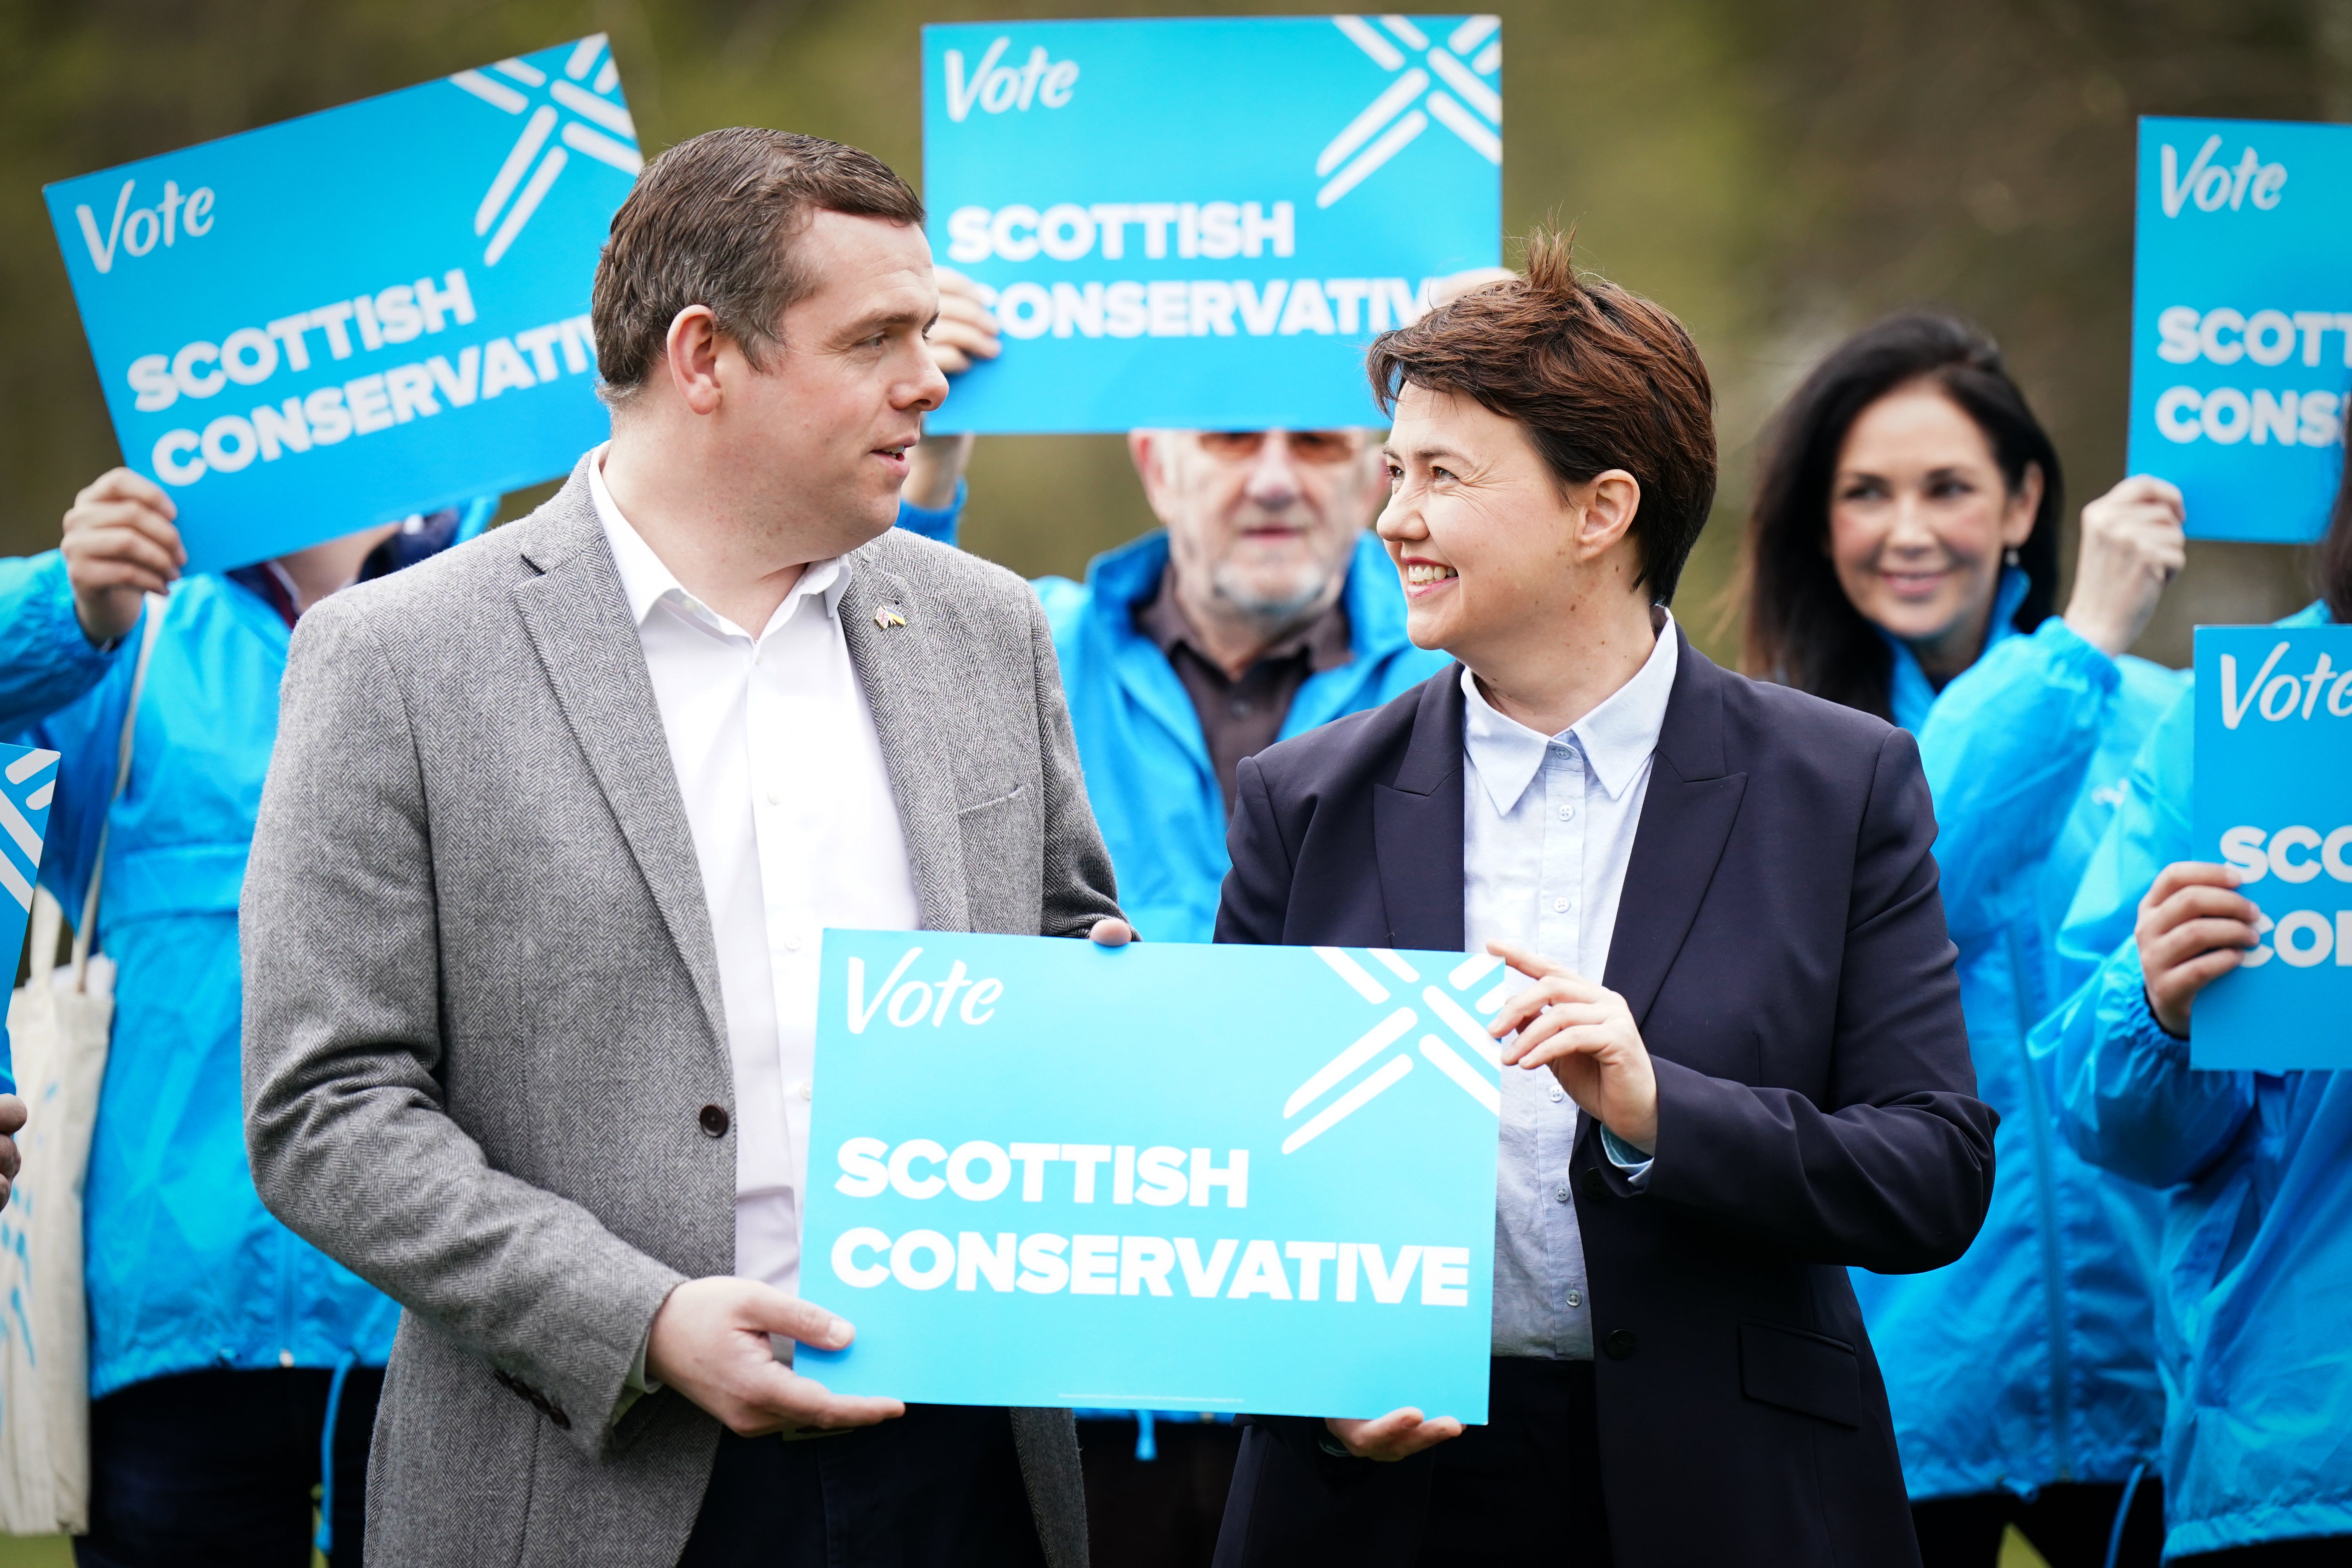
[
  {"xmin": 510, "ymin": 473, "xmax": 729, "ymax": 1054},
  {"xmin": 1604, "ymin": 631, "xmax": 1748, "ymax": 1029},
  {"xmin": 837, "ymin": 544, "xmax": 970, "ymax": 933},
  {"xmin": 1372, "ymin": 670, "xmax": 1468, "ymax": 951}
]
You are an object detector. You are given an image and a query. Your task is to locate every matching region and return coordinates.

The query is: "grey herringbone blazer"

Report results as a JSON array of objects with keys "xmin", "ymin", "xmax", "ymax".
[{"xmin": 241, "ymin": 461, "xmax": 1119, "ymax": 1568}]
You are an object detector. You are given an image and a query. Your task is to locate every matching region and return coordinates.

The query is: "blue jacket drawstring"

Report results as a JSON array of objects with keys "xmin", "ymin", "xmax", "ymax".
[
  {"xmin": 316, "ymin": 1351, "xmax": 358, "ymax": 1557},
  {"xmin": 2104, "ymin": 1460, "xmax": 2148, "ymax": 1568}
]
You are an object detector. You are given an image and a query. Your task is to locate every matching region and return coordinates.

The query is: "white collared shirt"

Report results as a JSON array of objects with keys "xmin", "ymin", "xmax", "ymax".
[
  {"xmin": 589, "ymin": 448, "xmax": 918, "ymax": 1304},
  {"xmin": 1465, "ymin": 607, "xmax": 1677, "ymax": 1359}
]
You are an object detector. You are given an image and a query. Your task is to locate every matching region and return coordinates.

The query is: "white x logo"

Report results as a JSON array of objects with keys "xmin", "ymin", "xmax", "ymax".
[
  {"xmin": 1316, "ymin": 14, "xmax": 1501, "ymax": 209},
  {"xmin": 450, "ymin": 34, "xmax": 642, "ymax": 267},
  {"xmin": 1281, "ymin": 948, "xmax": 1512, "ymax": 1154}
]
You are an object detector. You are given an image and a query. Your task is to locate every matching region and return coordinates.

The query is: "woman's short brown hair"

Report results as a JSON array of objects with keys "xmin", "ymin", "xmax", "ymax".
[
  {"xmin": 1365, "ymin": 231, "xmax": 1717, "ymax": 603},
  {"xmin": 591, "ymin": 127, "xmax": 924, "ymax": 406}
]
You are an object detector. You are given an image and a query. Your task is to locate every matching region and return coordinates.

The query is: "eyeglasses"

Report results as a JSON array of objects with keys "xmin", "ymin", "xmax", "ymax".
[{"xmin": 1194, "ymin": 430, "xmax": 1362, "ymax": 466}]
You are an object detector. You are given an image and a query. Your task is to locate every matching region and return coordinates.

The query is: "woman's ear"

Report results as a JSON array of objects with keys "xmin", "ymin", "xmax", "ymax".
[
  {"xmin": 1576, "ymin": 469, "xmax": 1643, "ymax": 560},
  {"xmin": 2001, "ymin": 461, "xmax": 2044, "ymax": 549}
]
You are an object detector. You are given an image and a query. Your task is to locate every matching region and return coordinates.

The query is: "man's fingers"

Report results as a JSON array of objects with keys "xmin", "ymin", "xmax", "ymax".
[
  {"xmin": 930, "ymin": 344, "xmax": 973, "ymax": 374},
  {"xmin": 738, "ymin": 1288, "xmax": 854, "ymax": 1351},
  {"xmin": 72, "ymin": 521, "xmax": 185, "ymax": 580},
  {"xmin": 1496, "ymin": 1004, "xmax": 1606, "ymax": 1065},
  {"xmin": 0, "ymin": 1100, "xmax": 27, "ymax": 1138},
  {"xmin": 1088, "ymin": 917, "xmax": 1135, "ymax": 946}
]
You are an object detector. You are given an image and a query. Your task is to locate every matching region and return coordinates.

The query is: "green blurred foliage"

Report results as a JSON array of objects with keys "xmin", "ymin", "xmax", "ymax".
[{"xmin": 3, "ymin": 0, "xmax": 2348, "ymax": 666}]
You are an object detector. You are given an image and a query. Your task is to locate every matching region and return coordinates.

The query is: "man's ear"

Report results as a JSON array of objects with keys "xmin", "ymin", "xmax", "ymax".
[
  {"xmin": 665, "ymin": 305, "xmax": 727, "ymax": 417},
  {"xmin": 1127, "ymin": 430, "xmax": 1179, "ymax": 527}
]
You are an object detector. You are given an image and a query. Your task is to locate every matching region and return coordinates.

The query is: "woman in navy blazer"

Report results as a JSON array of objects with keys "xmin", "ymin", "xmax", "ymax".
[{"xmin": 1208, "ymin": 237, "xmax": 1996, "ymax": 1568}]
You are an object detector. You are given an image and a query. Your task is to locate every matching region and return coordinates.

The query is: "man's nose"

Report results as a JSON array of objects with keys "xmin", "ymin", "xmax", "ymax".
[
  {"xmin": 904, "ymin": 349, "xmax": 951, "ymax": 414},
  {"xmin": 1244, "ymin": 431, "xmax": 1302, "ymax": 509}
]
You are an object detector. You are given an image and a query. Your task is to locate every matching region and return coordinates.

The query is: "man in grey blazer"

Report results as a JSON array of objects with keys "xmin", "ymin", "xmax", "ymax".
[{"xmin": 242, "ymin": 128, "xmax": 1125, "ymax": 1568}]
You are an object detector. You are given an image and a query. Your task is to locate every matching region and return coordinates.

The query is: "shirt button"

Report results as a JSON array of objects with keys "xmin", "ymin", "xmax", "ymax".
[
  {"xmin": 1558, "ymin": 805, "xmax": 1575, "ymax": 820},
  {"xmin": 1553, "ymin": 1184, "xmax": 1573, "ymax": 1204},
  {"xmin": 781, "ymin": 932, "xmax": 802, "ymax": 952},
  {"xmin": 1565, "ymin": 1290, "xmax": 1583, "ymax": 1308},
  {"xmin": 1552, "ymin": 897, "xmax": 1569, "ymax": 913},
  {"xmin": 765, "ymin": 787, "xmax": 782, "ymax": 805},
  {"xmin": 789, "ymin": 1079, "xmax": 812, "ymax": 1102},
  {"xmin": 699, "ymin": 1104, "xmax": 731, "ymax": 1137},
  {"xmin": 1549, "ymin": 1085, "xmax": 1565, "ymax": 1103}
]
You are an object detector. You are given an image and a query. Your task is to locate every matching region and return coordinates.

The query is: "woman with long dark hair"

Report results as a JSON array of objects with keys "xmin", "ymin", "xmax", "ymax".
[
  {"xmin": 2031, "ymin": 463, "xmax": 2352, "ymax": 1564},
  {"xmin": 1742, "ymin": 312, "xmax": 2188, "ymax": 1566}
]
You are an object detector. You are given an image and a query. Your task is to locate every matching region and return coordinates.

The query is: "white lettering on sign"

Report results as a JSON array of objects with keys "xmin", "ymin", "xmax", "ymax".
[
  {"xmin": 947, "ymin": 201, "xmax": 1296, "ymax": 264},
  {"xmin": 827, "ymin": 1226, "xmax": 1471, "ymax": 1304},
  {"xmin": 2216, "ymin": 643, "xmax": 2352, "ymax": 729},
  {"xmin": 836, "ymin": 1137, "xmax": 1247, "ymax": 1207},
  {"xmin": 844, "ymin": 947, "xmax": 1006, "ymax": 1033},
  {"xmin": 943, "ymin": 37, "xmax": 1080, "ymax": 123},
  {"xmin": 2159, "ymin": 134, "xmax": 2287, "ymax": 218},
  {"xmin": 75, "ymin": 179, "xmax": 220, "ymax": 275}
]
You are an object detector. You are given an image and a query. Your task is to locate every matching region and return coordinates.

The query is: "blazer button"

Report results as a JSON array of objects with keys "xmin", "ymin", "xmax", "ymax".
[
  {"xmin": 1604, "ymin": 1329, "xmax": 1637, "ymax": 1361},
  {"xmin": 1580, "ymin": 1166, "xmax": 1609, "ymax": 1199},
  {"xmin": 699, "ymin": 1104, "xmax": 730, "ymax": 1137},
  {"xmin": 546, "ymin": 1403, "xmax": 572, "ymax": 1431}
]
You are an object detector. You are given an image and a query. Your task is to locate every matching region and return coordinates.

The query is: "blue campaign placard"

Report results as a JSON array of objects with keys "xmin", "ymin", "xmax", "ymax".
[
  {"xmin": 43, "ymin": 36, "xmax": 638, "ymax": 573},
  {"xmin": 2190, "ymin": 624, "xmax": 2352, "ymax": 1069},
  {"xmin": 798, "ymin": 931, "xmax": 1505, "ymax": 1420},
  {"xmin": 922, "ymin": 15, "xmax": 1503, "ymax": 434},
  {"xmin": 2128, "ymin": 118, "xmax": 2352, "ymax": 544},
  {"xmin": 1, "ymin": 744, "xmax": 62, "ymax": 1092}
]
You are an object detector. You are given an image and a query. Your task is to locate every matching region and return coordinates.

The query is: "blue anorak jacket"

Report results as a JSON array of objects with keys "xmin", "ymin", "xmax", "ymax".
[
  {"xmin": 1852, "ymin": 569, "xmax": 2185, "ymax": 1500},
  {"xmin": 2031, "ymin": 601, "xmax": 2352, "ymax": 1559},
  {"xmin": 0, "ymin": 553, "xmax": 399, "ymax": 1396},
  {"xmin": 1033, "ymin": 529, "xmax": 1448, "ymax": 943}
]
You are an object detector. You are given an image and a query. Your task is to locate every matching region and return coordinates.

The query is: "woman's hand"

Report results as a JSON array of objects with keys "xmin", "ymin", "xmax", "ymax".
[
  {"xmin": 2136, "ymin": 861, "xmax": 2262, "ymax": 1037},
  {"xmin": 1485, "ymin": 940, "xmax": 1658, "ymax": 1154},
  {"xmin": 1323, "ymin": 1408, "xmax": 1463, "ymax": 1461},
  {"xmin": 2062, "ymin": 475, "xmax": 2186, "ymax": 658},
  {"xmin": 61, "ymin": 468, "xmax": 184, "ymax": 645}
]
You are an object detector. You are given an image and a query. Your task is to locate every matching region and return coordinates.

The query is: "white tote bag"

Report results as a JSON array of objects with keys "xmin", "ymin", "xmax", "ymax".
[{"xmin": 0, "ymin": 596, "xmax": 163, "ymax": 1536}]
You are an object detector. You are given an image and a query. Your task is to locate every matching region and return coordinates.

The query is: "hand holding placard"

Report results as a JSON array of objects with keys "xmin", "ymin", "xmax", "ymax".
[
  {"xmin": 644, "ymin": 1277, "xmax": 902, "ymax": 1437},
  {"xmin": 2189, "ymin": 622, "xmax": 2352, "ymax": 1067}
]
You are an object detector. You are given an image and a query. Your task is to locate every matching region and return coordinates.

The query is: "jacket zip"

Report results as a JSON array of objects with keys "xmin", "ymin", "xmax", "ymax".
[{"xmin": 2009, "ymin": 923, "xmax": 2076, "ymax": 1481}]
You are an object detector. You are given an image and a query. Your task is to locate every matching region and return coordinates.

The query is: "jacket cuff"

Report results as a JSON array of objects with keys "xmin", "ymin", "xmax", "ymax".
[
  {"xmin": 2035, "ymin": 614, "xmax": 2125, "ymax": 693},
  {"xmin": 1598, "ymin": 1124, "xmax": 1654, "ymax": 1187},
  {"xmin": 30, "ymin": 549, "xmax": 121, "ymax": 664}
]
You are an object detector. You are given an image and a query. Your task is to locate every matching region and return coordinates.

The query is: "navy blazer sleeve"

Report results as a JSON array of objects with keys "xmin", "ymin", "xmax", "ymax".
[{"xmin": 1638, "ymin": 727, "xmax": 1991, "ymax": 1274}]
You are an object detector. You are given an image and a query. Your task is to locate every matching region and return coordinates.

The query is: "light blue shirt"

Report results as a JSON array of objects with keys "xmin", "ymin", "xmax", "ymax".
[{"xmin": 1464, "ymin": 609, "xmax": 1675, "ymax": 1359}]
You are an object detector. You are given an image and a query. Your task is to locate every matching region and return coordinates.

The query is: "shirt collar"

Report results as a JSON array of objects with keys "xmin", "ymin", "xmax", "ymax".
[
  {"xmin": 1461, "ymin": 606, "xmax": 1681, "ymax": 817},
  {"xmin": 587, "ymin": 442, "xmax": 851, "ymax": 638}
]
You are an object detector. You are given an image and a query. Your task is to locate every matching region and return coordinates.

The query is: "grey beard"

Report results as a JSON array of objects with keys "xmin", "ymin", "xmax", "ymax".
[{"xmin": 1207, "ymin": 560, "xmax": 1337, "ymax": 628}]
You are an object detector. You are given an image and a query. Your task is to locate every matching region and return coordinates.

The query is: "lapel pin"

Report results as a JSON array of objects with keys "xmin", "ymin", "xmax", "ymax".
[{"xmin": 874, "ymin": 604, "xmax": 907, "ymax": 630}]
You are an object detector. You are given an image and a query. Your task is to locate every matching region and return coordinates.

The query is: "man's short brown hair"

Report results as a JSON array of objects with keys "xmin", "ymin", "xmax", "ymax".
[
  {"xmin": 591, "ymin": 127, "xmax": 925, "ymax": 405},
  {"xmin": 1366, "ymin": 232, "xmax": 1717, "ymax": 603}
]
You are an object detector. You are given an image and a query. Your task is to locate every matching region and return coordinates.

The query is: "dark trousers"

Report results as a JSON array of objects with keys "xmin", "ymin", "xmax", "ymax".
[
  {"xmin": 1079, "ymin": 1416, "xmax": 1243, "ymax": 1568},
  {"xmin": 1214, "ymin": 1357, "xmax": 1612, "ymax": 1568},
  {"xmin": 75, "ymin": 1365, "xmax": 383, "ymax": 1568},
  {"xmin": 1913, "ymin": 1480, "xmax": 2165, "ymax": 1567},
  {"xmin": 679, "ymin": 1403, "xmax": 1046, "ymax": 1567},
  {"xmin": 2176, "ymin": 1541, "xmax": 2352, "ymax": 1565}
]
